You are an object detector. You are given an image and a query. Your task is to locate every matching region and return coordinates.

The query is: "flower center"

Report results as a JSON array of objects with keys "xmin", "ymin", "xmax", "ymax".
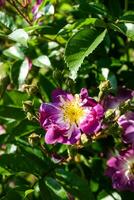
[
  {"xmin": 129, "ymin": 162, "xmax": 134, "ymax": 176},
  {"xmin": 62, "ymin": 96, "xmax": 84, "ymax": 125}
]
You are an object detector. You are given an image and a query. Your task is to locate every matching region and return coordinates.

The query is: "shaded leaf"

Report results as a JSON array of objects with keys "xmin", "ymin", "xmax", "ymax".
[
  {"xmin": 56, "ymin": 169, "xmax": 94, "ymax": 200},
  {"xmin": 45, "ymin": 177, "xmax": 68, "ymax": 199}
]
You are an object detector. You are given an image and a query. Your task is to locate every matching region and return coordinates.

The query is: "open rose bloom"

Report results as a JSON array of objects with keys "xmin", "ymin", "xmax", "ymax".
[
  {"xmin": 106, "ymin": 149, "xmax": 134, "ymax": 191},
  {"xmin": 39, "ymin": 88, "xmax": 104, "ymax": 144},
  {"xmin": 118, "ymin": 112, "xmax": 134, "ymax": 145}
]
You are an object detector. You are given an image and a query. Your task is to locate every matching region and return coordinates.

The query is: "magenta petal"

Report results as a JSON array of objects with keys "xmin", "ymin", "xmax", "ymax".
[
  {"xmin": 94, "ymin": 104, "xmax": 104, "ymax": 118},
  {"xmin": 80, "ymin": 113, "xmax": 101, "ymax": 134},
  {"xmin": 66, "ymin": 125, "xmax": 81, "ymax": 144},
  {"xmin": 106, "ymin": 148, "xmax": 134, "ymax": 191},
  {"xmin": 39, "ymin": 103, "xmax": 61, "ymax": 128},
  {"xmin": 107, "ymin": 157, "xmax": 118, "ymax": 168},
  {"xmin": 52, "ymin": 89, "xmax": 73, "ymax": 103},
  {"xmin": 37, "ymin": 0, "xmax": 42, "ymax": 4},
  {"xmin": 45, "ymin": 125, "xmax": 65, "ymax": 144},
  {"xmin": 80, "ymin": 88, "xmax": 89, "ymax": 99},
  {"xmin": 118, "ymin": 112, "xmax": 134, "ymax": 145}
]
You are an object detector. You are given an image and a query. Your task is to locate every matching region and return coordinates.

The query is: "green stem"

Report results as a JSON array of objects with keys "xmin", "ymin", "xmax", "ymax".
[
  {"xmin": 124, "ymin": 0, "xmax": 128, "ymax": 11},
  {"xmin": 8, "ymin": 0, "xmax": 32, "ymax": 25}
]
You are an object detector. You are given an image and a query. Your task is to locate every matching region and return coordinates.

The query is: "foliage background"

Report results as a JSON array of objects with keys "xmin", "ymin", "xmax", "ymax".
[{"xmin": 0, "ymin": 0, "xmax": 134, "ymax": 199}]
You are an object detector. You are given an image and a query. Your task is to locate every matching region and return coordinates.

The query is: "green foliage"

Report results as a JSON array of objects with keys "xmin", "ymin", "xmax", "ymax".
[{"xmin": 65, "ymin": 29, "xmax": 107, "ymax": 80}]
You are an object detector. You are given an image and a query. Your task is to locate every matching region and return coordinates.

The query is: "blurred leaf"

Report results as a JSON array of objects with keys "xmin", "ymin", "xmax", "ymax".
[
  {"xmin": 18, "ymin": 58, "xmax": 30, "ymax": 87},
  {"xmin": 8, "ymin": 29, "xmax": 29, "ymax": 47},
  {"xmin": 88, "ymin": 2, "xmax": 107, "ymax": 16},
  {"xmin": 0, "ymin": 73, "xmax": 10, "ymax": 98},
  {"xmin": 39, "ymin": 179, "xmax": 54, "ymax": 200},
  {"xmin": 45, "ymin": 177, "xmax": 68, "ymax": 199},
  {"xmin": 105, "ymin": 0, "xmax": 121, "ymax": 18},
  {"xmin": 0, "ymin": 150, "xmax": 48, "ymax": 176},
  {"xmin": 33, "ymin": 55, "xmax": 51, "ymax": 68},
  {"xmin": 124, "ymin": 23, "xmax": 134, "ymax": 41},
  {"xmin": 90, "ymin": 180, "xmax": 99, "ymax": 192},
  {"xmin": 97, "ymin": 191, "xmax": 121, "ymax": 200},
  {"xmin": 0, "ymin": 11, "xmax": 16, "ymax": 31},
  {"xmin": 0, "ymin": 106, "xmax": 25, "ymax": 120},
  {"xmin": 2, "ymin": 90, "xmax": 27, "ymax": 107},
  {"xmin": 56, "ymin": 168, "xmax": 94, "ymax": 200},
  {"xmin": 1, "ymin": 189, "xmax": 23, "ymax": 200},
  {"xmin": 8, "ymin": 119, "xmax": 39, "ymax": 138},
  {"xmin": 39, "ymin": 74, "xmax": 56, "ymax": 101},
  {"xmin": 10, "ymin": 61, "xmax": 22, "ymax": 87},
  {"xmin": 24, "ymin": 189, "xmax": 34, "ymax": 198},
  {"xmin": 3, "ymin": 45, "xmax": 25, "ymax": 60},
  {"xmin": 0, "ymin": 167, "xmax": 11, "ymax": 176},
  {"xmin": 108, "ymin": 72, "xmax": 117, "ymax": 91},
  {"xmin": 65, "ymin": 28, "xmax": 107, "ymax": 80},
  {"xmin": 119, "ymin": 11, "xmax": 134, "ymax": 23},
  {"xmin": 110, "ymin": 22, "xmax": 134, "ymax": 41}
]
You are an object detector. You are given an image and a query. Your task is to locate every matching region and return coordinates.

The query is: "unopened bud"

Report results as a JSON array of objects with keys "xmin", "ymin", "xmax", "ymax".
[
  {"xmin": 119, "ymin": 99, "xmax": 131, "ymax": 115},
  {"xmin": 26, "ymin": 112, "xmax": 34, "ymax": 120},
  {"xmin": 81, "ymin": 134, "xmax": 88, "ymax": 144},
  {"xmin": 22, "ymin": 101, "xmax": 33, "ymax": 112},
  {"xmin": 22, "ymin": 84, "xmax": 38, "ymax": 96},
  {"xmin": 28, "ymin": 133, "xmax": 40, "ymax": 146},
  {"xmin": 98, "ymin": 80, "xmax": 111, "ymax": 100}
]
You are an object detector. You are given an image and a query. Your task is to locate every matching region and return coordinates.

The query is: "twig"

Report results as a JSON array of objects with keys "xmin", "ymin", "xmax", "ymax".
[{"xmin": 8, "ymin": 0, "xmax": 32, "ymax": 25}]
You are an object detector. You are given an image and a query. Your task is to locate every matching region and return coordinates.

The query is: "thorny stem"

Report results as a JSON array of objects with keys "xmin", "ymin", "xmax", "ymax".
[{"xmin": 8, "ymin": 0, "xmax": 32, "ymax": 25}]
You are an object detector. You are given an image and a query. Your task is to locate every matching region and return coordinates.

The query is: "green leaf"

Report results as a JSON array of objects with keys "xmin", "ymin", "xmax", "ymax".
[
  {"xmin": 97, "ymin": 191, "xmax": 121, "ymax": 200},
  {"xmin": 45, "ymin": 177, "xmax": 68, "ymax": 199},
  {"xmin": 2, "ymin": 90, "xmax": 27, "ymax": 107},
  {"xmin": 110, "ymin": 23, "xmax": 134, "ymax": 41},
  {"xmin": 1, "ymin": 189, "xmax": 23, "ymax": 200},
  {"xmin": 65, "ymin": 28, "xmax": 107, "ymax": 80},
  {"xmin": 58, "ymin": 18, "xmax": 106, "ymax": 35},
  {"xmin": 8, "ymin": 119, "xmax": 39, "ymax": 138},
  {"xmin": 0, "ymin": 106, "xmax": 25, "ymax": 120},
  {"xmin": 0, "ymin": 150, "xmax": 48, "ymax": 176},
  {"xmin": 18, "ymin": 58, "xmax": 30, "ymax": 87},
  {"xmin": 39, "ymin": 179, "xmax": 53, "ymax": 200},
  {"xmin": 10, "ymin": 61, "xmax": 23, "ymax": 87},
  {"xmin": 24, "ymin": 189, "xmax": 34, "ymax": 198},
  {"xmin": 119, "ymin": 11, "xmax": 134, "ymax": 23},
  {"xmin": 56, "ymin": 169, "xmax": 94, "ymax": 200},
  {"xmin": 0, "ymin": 11, "xmax": 16, "ymax": 31},
  {"xmin": 124, "ymin": 23, "xmax": 134, "ymax": 41},
  {"xmin": 33, "ymin": 55, "xmax": 51, "ymax": 68},
  {"xmin": 8, "ymin": 29, "xmax": 29, "ymax": 47},
  {"xmin": 39, "ymin": 74, "xmax": 56, "ymax": 101},
  {"xmin": 0, "ymin": 167, "xmax": 11, "ymax": 176},
  {"xmin": 3, "ymin": 45, "xmax": 25, "ymax": 60},
  {"xmin": 0, "ymin": 72, "xmax": 10, "ymax": 98}
]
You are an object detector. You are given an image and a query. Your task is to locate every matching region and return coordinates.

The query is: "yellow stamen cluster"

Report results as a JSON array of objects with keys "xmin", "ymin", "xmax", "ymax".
[{"xmin": 62, "ymin": 95, "xmax": 84, "ymax": 124}]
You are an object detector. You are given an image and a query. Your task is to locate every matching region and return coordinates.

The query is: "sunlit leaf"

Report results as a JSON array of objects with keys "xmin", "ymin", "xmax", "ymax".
[
  {"xmin": 65, "ymin": 29, "xmax": 107, "ymax": 80},
  {"xmin": 8, "ymin": 29, "xmax": 29, "ymax": 47}
]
